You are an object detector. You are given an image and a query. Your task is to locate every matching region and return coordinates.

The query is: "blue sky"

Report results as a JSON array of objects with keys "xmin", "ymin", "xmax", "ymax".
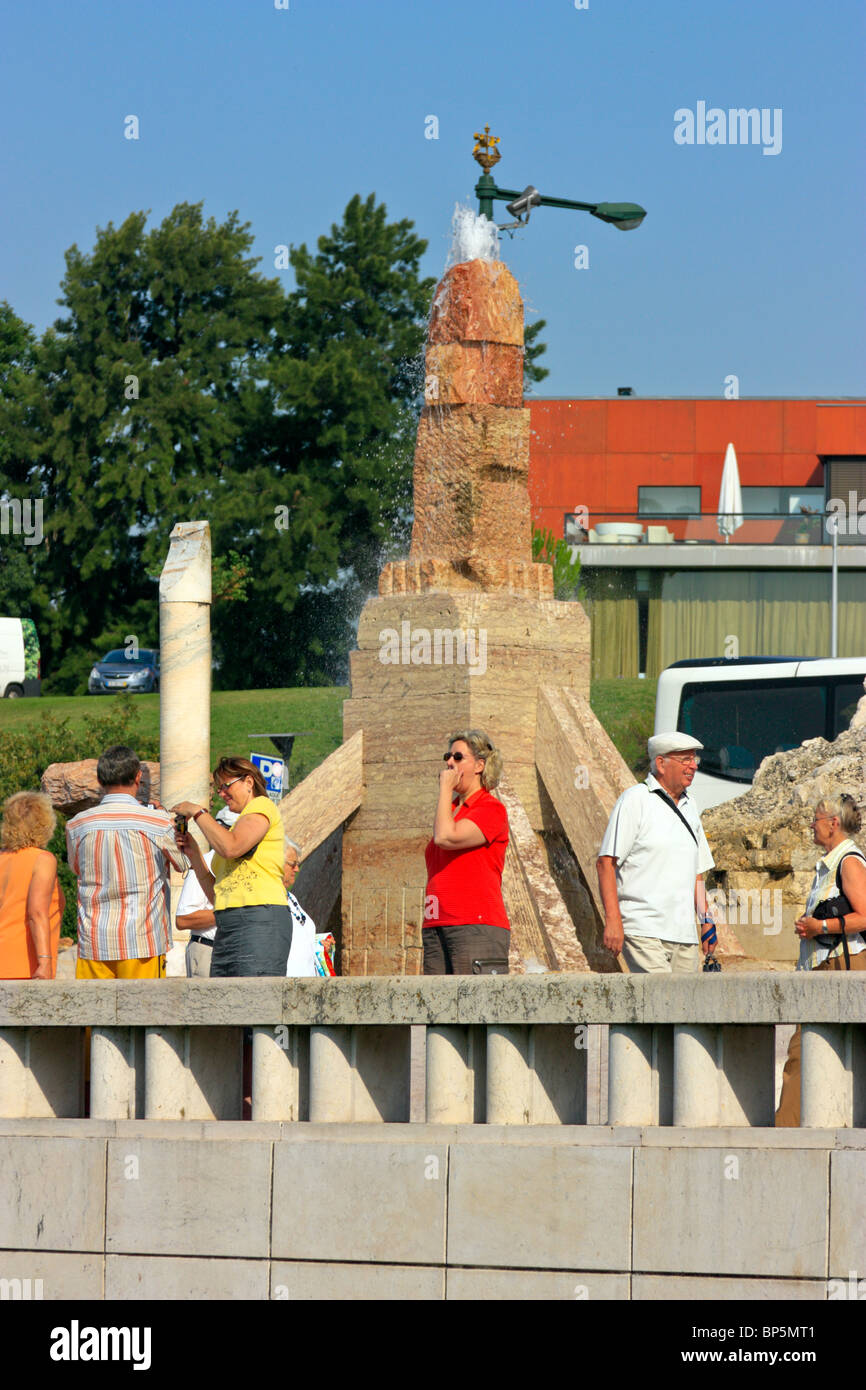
[{"xmin": 1, "ymin": 0, "xmax": 863, "ymax": 398}]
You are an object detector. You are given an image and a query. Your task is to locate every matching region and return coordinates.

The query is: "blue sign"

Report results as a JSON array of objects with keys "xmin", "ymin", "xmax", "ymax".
[{"xmin": 250, "ymin": 752, "xmax": 286, "ymax": 804}]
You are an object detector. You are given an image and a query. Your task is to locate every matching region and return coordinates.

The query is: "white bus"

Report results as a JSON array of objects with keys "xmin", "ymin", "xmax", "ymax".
[{"xmin": 654, "ymin": 657, "xmax": 866, "ymax": 810}]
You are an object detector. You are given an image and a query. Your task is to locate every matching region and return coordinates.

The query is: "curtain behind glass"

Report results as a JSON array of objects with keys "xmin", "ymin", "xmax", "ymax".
[
  {"xmin": 586, "ymin": 570, "xmax": 639, "ymax": 679},
  {"xmin": 654, "ymin": 570, "xmax": 866, "ymax": 668}
]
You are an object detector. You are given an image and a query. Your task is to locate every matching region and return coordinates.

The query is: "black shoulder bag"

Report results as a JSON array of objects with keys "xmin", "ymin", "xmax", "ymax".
[{"xmin": 649, "ymin": 787, "xmax": 698, "ymax": 848}]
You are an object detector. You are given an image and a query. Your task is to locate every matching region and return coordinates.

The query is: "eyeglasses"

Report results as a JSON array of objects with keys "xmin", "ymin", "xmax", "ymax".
[
  {"xmin": 217, "ymin": 776, "xmax": 244, "ymax": 795},
  {"xmin": 810, "ymin": 815, "xmax": 835, "ymax": 827},
  {"xmin": 444, "ymin": 752, "xmax": 466, "ymax": 762},
  {"xmin": 664, "ymin": 753, "xmax": 700, "ymax": 766}
]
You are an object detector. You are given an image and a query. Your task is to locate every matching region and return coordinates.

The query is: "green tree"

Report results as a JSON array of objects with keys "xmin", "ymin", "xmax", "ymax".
[
  {"xmin": 524, "ymin": 318, "xmax": 549, "ymax": 393},
  {"xmin": 3, "ymin": 206, "xmax": 286, "ymax": 690},
  {"xmin": 0, "ymin": 303, "xmax": 45, "ymax": 617},
  {"xmin": 214, "ymin": 193, "xmax": 435, "ymax": 686},
  {"xmin": 532, "ymin": 526, "xmax": 583, "ymax": 600},
  {"xmin": 2, "ymin": 196, "xmax": 435, "ymax": 690}
]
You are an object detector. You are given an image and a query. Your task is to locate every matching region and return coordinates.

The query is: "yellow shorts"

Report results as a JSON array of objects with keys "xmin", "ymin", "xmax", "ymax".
[{"xmin": 75, "ymin": 954, "xmax": 166, "ymax": 980}]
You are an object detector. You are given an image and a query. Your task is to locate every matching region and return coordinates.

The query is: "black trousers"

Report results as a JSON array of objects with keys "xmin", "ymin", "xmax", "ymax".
[{"xmin": 422, "ymin": 924, "xmax": 510, "ymax": 975}]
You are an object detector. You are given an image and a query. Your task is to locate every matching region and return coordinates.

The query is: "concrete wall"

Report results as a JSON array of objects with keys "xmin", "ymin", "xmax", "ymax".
[
  {"xmin": 2, "ymin": 979, "xmax": 864, "ymax": 1301},
  {"xmin": 0, "ymin": 1120, "xmax": 862, "ymax": 1300}
]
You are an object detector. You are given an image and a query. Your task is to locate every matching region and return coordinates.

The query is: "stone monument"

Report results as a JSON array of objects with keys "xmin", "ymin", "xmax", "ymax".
[
  {"xmin": 275, "ymin": 147, "xmax": 653, "ymax": 977},
  {"xmin": 335, "ymin": 239, "xmax": 602, "ymax": 974}
]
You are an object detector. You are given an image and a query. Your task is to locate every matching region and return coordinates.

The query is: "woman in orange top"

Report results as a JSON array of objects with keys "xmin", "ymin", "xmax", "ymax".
[{"xmin": 0, "ymin": 791, "xmax": 64, "ymax": 979}]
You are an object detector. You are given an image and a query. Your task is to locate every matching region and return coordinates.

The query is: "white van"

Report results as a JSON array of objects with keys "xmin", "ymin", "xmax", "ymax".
[
  {"xmin": 0, "ymin": 617, "xmax": 42, "ymax": 697},
  {"xmin": 654, "ymin": 657, "xmax": 866, "ymax": 810}
]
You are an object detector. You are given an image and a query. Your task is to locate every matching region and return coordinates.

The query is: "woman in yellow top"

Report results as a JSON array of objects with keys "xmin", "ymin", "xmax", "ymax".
[
  {"xmin": 173, "ymin": 757, "xmax": 292, "ymax": 977},
  {"xmin": 0, "ymin": 791, "xmax": 65, "ymax": 979}
]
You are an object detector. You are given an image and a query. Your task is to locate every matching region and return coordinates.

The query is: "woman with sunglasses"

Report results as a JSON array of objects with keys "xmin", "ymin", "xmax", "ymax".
[
  {"xmin": 172, "ymin": 757, "xmax": 292, "ymax": 976},
  {"xmin": 423, "ymin": 729, "xmax": 510, "ymax": 975},
  {"xmin": 776, "ymin": 793, "xmax": 866, "ymax": 1125}
]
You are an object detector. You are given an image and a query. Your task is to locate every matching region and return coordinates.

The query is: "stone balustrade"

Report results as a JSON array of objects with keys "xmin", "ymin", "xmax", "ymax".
[{"xmin": 0, "ymin": 975, "xmax": 864, "ymax": 1128}]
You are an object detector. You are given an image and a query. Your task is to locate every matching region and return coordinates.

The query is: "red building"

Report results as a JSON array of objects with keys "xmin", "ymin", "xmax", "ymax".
[
  {"xmin": 527, "ymin": 398, "xmax": 866, "ymax": 678},
  {"xmin": 530, "ymin": 398, "xmax": 866, "ymax": 539}
]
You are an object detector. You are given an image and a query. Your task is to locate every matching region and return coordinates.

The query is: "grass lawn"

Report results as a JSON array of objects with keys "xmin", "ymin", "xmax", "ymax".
[
  {"xmin": 590, "ymin": 678, "xmax": 656, "ymax": 774},
  {"xmin": 0, "ymin": 687, "xmax": 349, "ymax": 791},
  {"xmin": 1, "ymin": 678, "xmax": 654, "ymax": 780}
]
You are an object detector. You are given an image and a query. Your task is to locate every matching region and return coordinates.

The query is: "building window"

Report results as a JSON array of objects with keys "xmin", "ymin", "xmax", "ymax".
[
  {"xmin": 824, "ymin": 458, "xmax": 866, "ymax": 546},
  {"xmin": 740, "ymin": 486, "xmax": 824, "ymax": 515},
  {"xmin": 638, "ymin": 486, "xmax": 701, "ymax": 517}
]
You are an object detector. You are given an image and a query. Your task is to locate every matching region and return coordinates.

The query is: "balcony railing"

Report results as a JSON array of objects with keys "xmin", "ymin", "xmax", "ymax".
[
  {"xmin": 564, "ymin": 511, "xmax": 836, "ymax": 547},
  {"xmin": 1, "ymin": 975, "xmax": 864, "ymax": 1129}
]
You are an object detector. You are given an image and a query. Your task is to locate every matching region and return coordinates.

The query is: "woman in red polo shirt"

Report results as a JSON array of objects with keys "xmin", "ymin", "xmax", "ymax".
[{"xmin": 423, "ymin": 729, "xmax": 510, "ymax": 975}]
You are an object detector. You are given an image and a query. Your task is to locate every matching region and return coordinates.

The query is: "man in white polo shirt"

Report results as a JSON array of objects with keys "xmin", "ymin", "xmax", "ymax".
[{"xmin": 596, "ymin": 732, "xmax": 716, "ymax": 974}]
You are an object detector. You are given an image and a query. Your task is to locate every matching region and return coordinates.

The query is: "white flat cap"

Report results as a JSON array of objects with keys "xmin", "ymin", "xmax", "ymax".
[{"xmin": 647, "ymin": 731, "xmax": 704, "ymax": 760}]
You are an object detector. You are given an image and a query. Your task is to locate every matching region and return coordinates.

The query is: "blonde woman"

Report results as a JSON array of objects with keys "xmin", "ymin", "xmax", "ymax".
[
  {"xmin": 776, "ymin": 793, "xmax": 866, "ymax": 1125},
  {"xmin": 174, "ymin": 757, "xmax": 292, "ymax": 976},
  {"xmin": 0, "ymin": 791, "xmax": 64, "ymax": 980},
  {"xmin": 423, "ymin": 729, "xmax": 510, "ymax": 975}
]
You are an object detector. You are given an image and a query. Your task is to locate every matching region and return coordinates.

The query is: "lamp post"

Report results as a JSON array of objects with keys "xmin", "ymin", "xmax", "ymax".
[
  {"xmin": 473, "ymin": 125, "xmax": 647, "ymax": 231},
  {"xmin": 829, "ymin": 507, "xmax": 839, "ymax": 658}
]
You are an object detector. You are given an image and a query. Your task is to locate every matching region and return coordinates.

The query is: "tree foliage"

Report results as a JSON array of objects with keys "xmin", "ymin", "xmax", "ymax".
[
  {"xmin": 0, "ymin": 197, "xmax": 549, "ymax": 691},
  {"xmin": 532, "ymin": 526, "xmax": 582, "ymax": 600},
  {"xmin": 219, "ymin": 193, "xmax": 434, "ymax": 686},
  {"xmin": 523, "ymin": 318, "xmax": 549, "ymax": 393}
]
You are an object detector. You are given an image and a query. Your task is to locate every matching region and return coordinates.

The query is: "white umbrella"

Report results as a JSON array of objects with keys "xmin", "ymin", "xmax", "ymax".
[{"xmin": 717, "ymin": 441, "xmax": 743, "ymax": 543}]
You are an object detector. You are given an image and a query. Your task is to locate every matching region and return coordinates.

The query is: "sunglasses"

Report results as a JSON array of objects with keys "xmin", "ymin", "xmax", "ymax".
[
  {"xmin": 444, "ymin": 752, "xmax": 467, "ymax": 762},
  {"xmin": 217, "ymin": 776, "xmax": 245, "ymax": 794}
]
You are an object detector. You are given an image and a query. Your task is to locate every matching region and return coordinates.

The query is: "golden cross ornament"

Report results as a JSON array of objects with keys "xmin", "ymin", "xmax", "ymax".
[{"xmin": 472, "ymin": 125, "xmax": 501, "ymax": 173}]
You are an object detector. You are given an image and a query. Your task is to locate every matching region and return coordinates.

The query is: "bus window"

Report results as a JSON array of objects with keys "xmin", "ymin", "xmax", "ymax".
[
  {"xmin": 680, "ymin": 681, "xmax": 827, "ymax": 783},
  {"xmin": 832, "ymin": 681, "xmax": 864, "ymax": 736}
]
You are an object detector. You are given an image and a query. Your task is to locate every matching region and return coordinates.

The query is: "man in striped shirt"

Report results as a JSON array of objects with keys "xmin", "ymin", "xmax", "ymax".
[{"xmin": 66, "ymin": 745, "xmax": 185, "ymax": 979}]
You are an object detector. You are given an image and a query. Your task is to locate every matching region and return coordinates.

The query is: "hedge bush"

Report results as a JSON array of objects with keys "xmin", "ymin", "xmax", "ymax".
[{"xmin": 0, "ymin": 693, "xmax": 159, "ymax": 939}]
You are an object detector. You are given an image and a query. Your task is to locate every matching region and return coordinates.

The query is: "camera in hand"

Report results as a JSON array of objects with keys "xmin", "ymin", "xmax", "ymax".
[{"xmin": 174, "ymin": 813, "xmax": 189, "ymax": 835}]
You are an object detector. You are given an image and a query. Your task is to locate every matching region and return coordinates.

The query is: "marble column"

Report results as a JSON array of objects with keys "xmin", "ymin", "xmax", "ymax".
[
  {"xmin": 158, "ymin": 521, "xmax": 212, "ymax": 815},
  {"xmin": 158, "ymin": 522, "xmax": 212, "ymax": 958}
]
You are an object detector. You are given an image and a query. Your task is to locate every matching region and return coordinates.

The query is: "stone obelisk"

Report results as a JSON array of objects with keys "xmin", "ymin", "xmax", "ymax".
[{"xmin": 341, "ymin": 253, "xmax": 590, "ymax": 975}]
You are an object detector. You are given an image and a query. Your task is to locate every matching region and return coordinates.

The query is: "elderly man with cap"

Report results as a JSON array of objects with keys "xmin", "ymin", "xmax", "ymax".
[{"xmin": 596, "ymin": 732, "xmax": 717, "ymax": 973}]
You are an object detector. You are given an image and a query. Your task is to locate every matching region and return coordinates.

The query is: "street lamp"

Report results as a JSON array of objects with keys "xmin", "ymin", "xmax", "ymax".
[{"xmin": 472, "ymin": 126, "xmax": 647, "ymax": 232}]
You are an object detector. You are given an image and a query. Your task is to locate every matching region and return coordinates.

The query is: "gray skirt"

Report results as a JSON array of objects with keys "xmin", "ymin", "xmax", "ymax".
[{"xmin": 209, "ymin": 904, "xmax": 293, "ymax": 977}]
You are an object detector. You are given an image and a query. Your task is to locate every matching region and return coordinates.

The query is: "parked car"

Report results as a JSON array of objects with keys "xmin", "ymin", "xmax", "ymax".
[
  {"xmin": 0, "ymin": 617, "xmax": 41, "ymax": 697},
  {"xmin": 655, "ymin": 656, "xmax": 866, "ymax": 810},
  {"xmin": 88, "ymin": 648, "xmax": 160, "ymax": 695}
]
